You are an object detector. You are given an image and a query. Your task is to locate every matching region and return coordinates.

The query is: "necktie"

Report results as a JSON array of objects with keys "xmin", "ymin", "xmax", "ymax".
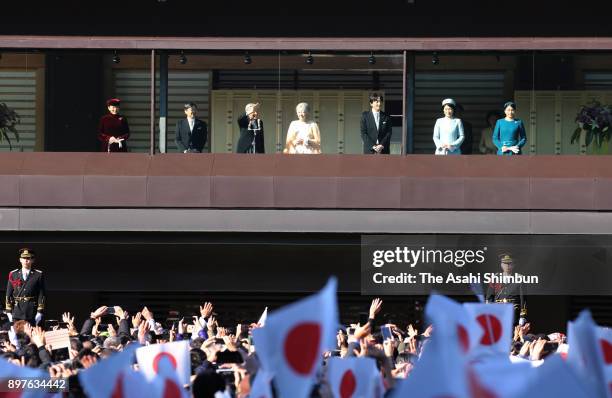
[
  {"xmin": 375, "ymin": 113, "xmax": 380, "ymax": 129},
  {"xmin": 189, "ymin": 119, "xmax": 194, "ymax": 132},
  {"xmin": 23, "ymin": 271, "xmax": 29, "ymax": 280}
]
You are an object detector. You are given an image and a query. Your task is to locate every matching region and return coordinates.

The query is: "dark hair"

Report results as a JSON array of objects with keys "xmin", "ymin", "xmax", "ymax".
[
  {"xmin": 369, "ymin": 93, "xmax": 383, "ymax": 104},
  {"xmin": 192, "ymin": 370, "xmax": 226, "ymax": 398},
  {"xmin": 442, "ymin": 103, "xmax": 456, "ymax": 111},
  {"xmin": 485, "ymin": 110, "xmax": 501, "ymax": 127},
  {"xmin": 184, "ymin": 102, "xmax": 197, "ymax": 110},
  {"xmin": 503, "ymin": 101, "xmax": 516, "ymax": 110}
]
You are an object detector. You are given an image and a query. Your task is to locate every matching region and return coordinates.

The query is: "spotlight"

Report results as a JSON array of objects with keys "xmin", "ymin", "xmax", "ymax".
[
  {"xmin": 112, "ymin": 51, "xmax": 120, "ymax": 64},
  {"xmin": 243, "ymin": 52, "xmax": 252, "ymax": 65},
  {"xmin": 368, "ymin": 51, "xmax": 376, "ymax": 65},
  {"xmin": 305, "ymin": 51, "xmax": 314, "ymax": 65},
  {"xmin": 179, "ymin": 51, "xmax": 187, "ymax": 65},
  {"xmin": 432, "ymin": 52, "xmax": 439, "ymax": 65}
]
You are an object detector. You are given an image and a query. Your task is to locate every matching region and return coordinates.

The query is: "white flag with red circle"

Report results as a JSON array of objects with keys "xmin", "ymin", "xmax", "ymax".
[
  {"xmin": 425, "ymin": 294, "xmax": 482, "ymax": 356},
  {"xmin": 248, "ymin": 369, "xmax": 273, "ymax": 398},
  {"xmin": 327, "ymin": 357, "xmax": 381, "ymax": 398},
  {"xmin": 79, "ymin": 343, "xmax": 140, "ymax": 398},
  {"xmin": 595, "ymin": 325, "xmax": 612, "ymax": 398},
  {"xmin": 252, "ymin": 277, "xmax": 338, "ymax": 398},
  {"xmin": 567, "ymin": 310, "xmax": 609, "ymax": 397},
  {"xmin": 464, "ymin": 303, "xmax": 513, "ymax": 357},
  {"xmin": 136, "ymin": 340, "xmax": 190, "ymax": 388}
]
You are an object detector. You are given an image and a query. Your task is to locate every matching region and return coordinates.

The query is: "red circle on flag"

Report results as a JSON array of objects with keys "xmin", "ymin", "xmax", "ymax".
[
  {"xmin": 163, "ymin": 379, "xmax": 182, "ymax": 398},
  {"xmin": 476, "ymin": 314, "xmax": 503, "ymax": 346},
  {"xmin": 339, "ymin": 369, "xmax": 357, "ymax": 398},
  {"xmin": 283, "ymin": 322, "xmax": 321, "ymax": 375},
  {"xmin": 600, "ymin": 339, "xmax": 612, "ymax": 364},
  {"xmin": 457, "ymin": 324, "xmax": 470, "ymax": 353},
  {"xmin": 153, "ymin": 352, "xmax": 178, "ymax": 374}
]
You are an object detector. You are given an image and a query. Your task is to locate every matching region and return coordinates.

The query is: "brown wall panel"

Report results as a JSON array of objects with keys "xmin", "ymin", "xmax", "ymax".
[{"xmin": 0, "ymin": 153, "xmax": 610, "ymax": 210}]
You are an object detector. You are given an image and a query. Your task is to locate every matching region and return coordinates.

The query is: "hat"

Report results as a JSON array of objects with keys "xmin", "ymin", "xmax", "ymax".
[
  {"xmin": 19, "ymin": 248, "xmax": 35, "ymax": 259},
  {"xmin": 442, "ymin": 98, "xmax": 456, "ymax": 107},
  {"xmin": 245, "ymin": 103, "xmax": 260, "ymax": 115},
  {"xmin": 106, "ymin": 98, "xmax": 121, "ymax": 107},
  {"xmin": 499, "ymin": 253, "xmax": 513, "ymax": 264}
]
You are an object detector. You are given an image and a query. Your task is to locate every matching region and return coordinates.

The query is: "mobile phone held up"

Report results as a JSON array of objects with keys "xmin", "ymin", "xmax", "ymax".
[{"xmin": 381, "ymin": 324, "xmax": 394, "ymax": 341}]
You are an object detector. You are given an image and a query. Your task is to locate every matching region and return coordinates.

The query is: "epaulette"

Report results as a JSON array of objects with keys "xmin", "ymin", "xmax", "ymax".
[
  {"xmin": 34, "ymin": 269, "xmax": 42, "ymax": 273},
  {"xmin": 9, "ymin": 268, "xmax": 19, "ymax": 275}
]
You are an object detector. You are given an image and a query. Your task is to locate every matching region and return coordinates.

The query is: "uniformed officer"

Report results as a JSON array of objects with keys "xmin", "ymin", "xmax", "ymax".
[
  {"xmin": 485, "ymin": 252, "xmax": 527, "ymax": 325},
  {"xmin": 5, "ymin": 248, "xmax": 46, "ymax": 325}
]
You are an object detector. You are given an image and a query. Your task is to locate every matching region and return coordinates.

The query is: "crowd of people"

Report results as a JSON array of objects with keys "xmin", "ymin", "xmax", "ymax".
[
  {"xmin": 97, "ymin": 94, "xmax": 527, "ymax": 156},
  {"xmin": 0, "ymin": 298, "xmax": 575, "ymax": 397}
]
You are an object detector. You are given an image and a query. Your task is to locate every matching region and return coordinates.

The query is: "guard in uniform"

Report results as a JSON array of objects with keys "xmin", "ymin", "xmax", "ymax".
[
  {"xmin": 5, "ymin": 248, "xmax": 45, "ymax": 325},
  {"xmin": 485, "ymin": 253, "xmax": 527, "ymax": 324}
]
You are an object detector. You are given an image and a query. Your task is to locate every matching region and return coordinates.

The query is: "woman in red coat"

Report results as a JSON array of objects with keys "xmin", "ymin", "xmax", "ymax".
[{"xmin": 98, "ymin": 98, "xmax": 130, "ymax": 152}]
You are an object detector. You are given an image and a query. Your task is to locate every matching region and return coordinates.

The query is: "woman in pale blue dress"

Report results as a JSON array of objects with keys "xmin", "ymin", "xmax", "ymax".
[{"xmin": 433, "ymin": 98, "xmax": 465, "ymax": 155}]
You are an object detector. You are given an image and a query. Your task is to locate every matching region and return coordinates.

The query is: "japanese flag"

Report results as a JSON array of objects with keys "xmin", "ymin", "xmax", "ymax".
[
  {"xmin": 79, "ymin": 343, "xmax": 139, "ymax": 398},
  {"xmin": 248, "ymin": 369, "xmax": 273, "ymax": 398},
  {"xmin": 0, "ymin": 358, "xmax": 55, "ymax": 398},
  {"xmin": 252, "ymin": 277, "xmax": 338, "ymax": 398},
  {"xmin": 512, "ymin": 355, "xmax": 593, "ymax": 398},
  {"xmin": 425, "ymin": 294, "xmax": 482, "ymax": 356},
  {"xmin": 567, "ymin": 310, "xmax": 608, "ymax": 397},
  {"xmin": 390, "ymin": 311, "xmax": 470, "ymax": 398},
  {"xmin": 464, "ymin": 303, "xmax": 513, "ymax": 358},
  {"xmin": 327, "ymin": 357, "xmax": 381, "ymax": 398},
  {"xmin": 595, "ymin": 325, "xmax": 612, "ymax": 398},
  {"xmin": 136, "ymin": 340, "xmax": 190, "ymax": 388}
]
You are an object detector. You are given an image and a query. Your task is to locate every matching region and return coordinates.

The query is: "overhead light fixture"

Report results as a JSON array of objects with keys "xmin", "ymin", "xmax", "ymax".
[
  {"xmin": 305, "ymin": 51, "xmax": 314, "ymax": 65},
  {"xmin": 368, "ymin": 51, "xmax": 376, "ymax": 65},
  {"xmin": 243, "ymin": 52, "xmax": 252, "ymax": 65},
  {"xmin": 432, "ymin": 52, "xmax": 439, "ymax": 65},
  {"xmin": 179, "ymin": 51, "xmax": 187, "ymax": 65},
  {"xmin": 112, "ymin": 50, "xmax": 120, "ymax": 64}
]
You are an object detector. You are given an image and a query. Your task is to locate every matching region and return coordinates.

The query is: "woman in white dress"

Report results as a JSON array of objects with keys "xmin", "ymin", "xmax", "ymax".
[
  {"xmin": 284, "ymin": 102, "xmax": 321, "ymax": 154},
  {"xmin": 433, "ymin": 98, "xmax": 464, "ymax": 155}
]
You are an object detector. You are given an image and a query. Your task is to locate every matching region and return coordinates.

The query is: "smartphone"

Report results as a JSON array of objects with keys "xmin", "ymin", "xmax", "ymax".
[
  {"xmin": 347, "ymin": 327, "xmax": 356, "ymax": 336},
  {"xmin": 381, "ymin": 325, "xmax": 394, "ymax": 341},
  {"xmin": 186, "ymin": 324, "xmax": 194, "ymax": 334},
  {"xmin": 106, "ymin": 307, "xmax": 115, "ymax": 315},
  {"xmin": 97, "ymin": 324, "xmax": 108, "ymax": 332},
  {"xmin": 216, "ymin": 350, "xmax": 243, "ymax": 364}
]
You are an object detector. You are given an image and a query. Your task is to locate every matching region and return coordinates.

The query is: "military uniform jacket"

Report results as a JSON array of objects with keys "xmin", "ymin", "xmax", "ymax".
[{"xmin": 5, "ymin": 268, "xmax": 45, "ymax": 321}]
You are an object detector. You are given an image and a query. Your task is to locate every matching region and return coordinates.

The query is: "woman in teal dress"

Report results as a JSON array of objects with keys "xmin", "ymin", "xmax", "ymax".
[{"xmin": 492, "ymin": 101, "xmax": 527, "ymax": 156}]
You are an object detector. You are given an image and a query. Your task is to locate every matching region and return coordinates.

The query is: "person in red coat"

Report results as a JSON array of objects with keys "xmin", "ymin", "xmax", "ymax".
[{"xmin": 98, "ymin": 98, "xmax": 130, "ymax": 152}]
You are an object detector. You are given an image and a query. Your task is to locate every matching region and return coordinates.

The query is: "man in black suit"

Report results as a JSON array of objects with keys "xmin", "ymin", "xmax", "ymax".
[
  {"xmin": 236, "ymin": 103, "xmax": 265, "ymax": 153},
  {"xmin": 360, "ymin": 93, "xmax": 393, "ymax": 154},
  {"xmin": 5, "ymin": 248, "xmax": 46, "ymax": 325},
  {"xmin": 175, "ymin": 102, "xmax": 208, "ymax": 153}
]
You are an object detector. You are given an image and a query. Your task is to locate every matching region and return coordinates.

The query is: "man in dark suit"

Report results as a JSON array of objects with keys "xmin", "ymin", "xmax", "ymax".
[
  {"xmin": 360, "ymin": 93, "xmax": 393, "ymax": 154},
  {"xmin": 236, "ymin": 103, "xmax": 265, "ymax": 153},
  {"xmin": 5, "ymin": 248, "xmax": 46, "ymax": 325},
  {"xmin": 175, "ymin": 102, "xmax": 208, "ymax": 153}
]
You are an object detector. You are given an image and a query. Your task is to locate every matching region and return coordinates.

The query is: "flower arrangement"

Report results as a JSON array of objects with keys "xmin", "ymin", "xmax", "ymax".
[
  {"xmin": 0, "ymin": 102, "xmax": 20, "ymax": 150},
  {"xmin": 571, "ymin": 101, "xmax": 612, "ymax": 148}
]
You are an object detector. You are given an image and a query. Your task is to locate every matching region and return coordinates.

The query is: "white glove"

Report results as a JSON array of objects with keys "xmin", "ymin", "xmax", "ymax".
[
  {"xmin": 6, "ymin": 312, "xmax": 12, "ymax": 322},
  {"xmin": 35, "ymin": 312, "xmax": 43, "ymax": 325}
]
